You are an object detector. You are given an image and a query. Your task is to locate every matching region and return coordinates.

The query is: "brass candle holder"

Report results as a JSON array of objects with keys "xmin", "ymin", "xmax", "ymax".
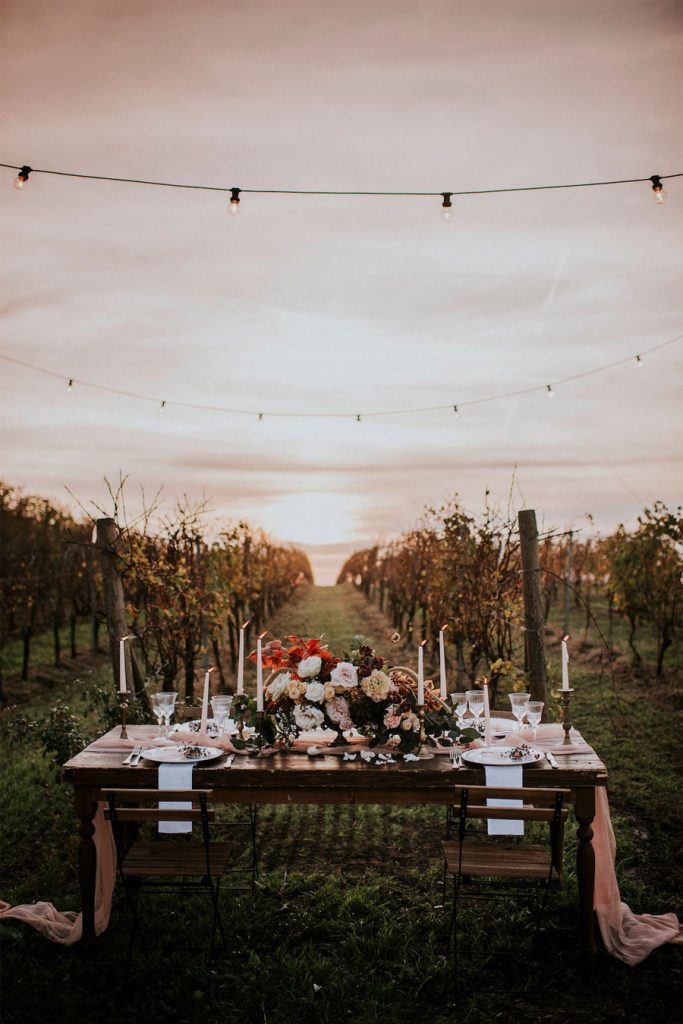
[
  {"xmin": 118, "ymin": 690, "xmax": 130, "ymax": 739},
  {"xmin": 558, "ymin": 687, "xmax": 575, "ymax": 746},
  {"xmin": 416, "ymin": 704, "xmax": 435, "ymax": 759}
]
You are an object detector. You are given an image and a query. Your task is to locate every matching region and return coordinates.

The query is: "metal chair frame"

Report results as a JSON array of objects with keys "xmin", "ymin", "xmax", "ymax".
[
  {"xmin": 105, "ymin": 787, "xmax": 229, "ymax": 966},
  {"xmin": 443, "ymin": 784, "xmax": 569, "ymax": 992}
]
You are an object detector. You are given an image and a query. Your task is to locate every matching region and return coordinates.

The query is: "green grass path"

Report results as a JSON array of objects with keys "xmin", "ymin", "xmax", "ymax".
[{"xmin": 264, "ymin": 583, "xmax": 400, "ymax": 655}]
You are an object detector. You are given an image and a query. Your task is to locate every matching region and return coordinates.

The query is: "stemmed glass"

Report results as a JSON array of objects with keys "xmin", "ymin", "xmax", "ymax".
[
  {"xmin": 450, "ymin": 692, "xmax": 467, "ymax": 728},
  {"xmin": 465, "ymin": 690, "xmax": 485, "ymax": 736},
  {"xmin": 526, "ymin": 700, "xmax": 544, "ymax": 740},
  {"xmin": 508, "ymin": 692, "xmax": 530, "ymax": 731},
  {"xmin": 151, "ymin": 691, "xmax": 177, "ymax": 740},
  {"xmin": 210, "ymin": 695, "xmax": 233, "ymax": 739}
]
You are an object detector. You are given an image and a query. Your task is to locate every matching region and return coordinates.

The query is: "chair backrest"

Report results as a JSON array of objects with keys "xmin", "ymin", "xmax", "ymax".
[
  {"xmin": 452, "ymin": 785, "xmax": 570, "ymax": 825},
  {"xmin": 453, "ymin": 785, "xmax": 569, "ymax": 876},
  {"xmin": 103, "ymin": 788, "xmax": 215, "ymax": 825}
]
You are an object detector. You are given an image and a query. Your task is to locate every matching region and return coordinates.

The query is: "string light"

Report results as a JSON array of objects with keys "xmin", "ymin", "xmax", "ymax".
[
  {"xmin": 1, "ymin": 161, "xmax": 679, "ymax": 206},
  {"xmin": 0, "ymin": 332, "xmax": 680, "ymax": 423},
  {"xmin": 441, "ymin": 192, "xmax": 453, "ymax": 222},
  {"xmin": 258, "ymin": 412, "xmax": 263, "ymax": 421},
  {"xmin": 636, "ymin": 354, "xmax": 643, "ymax": 367},
  {"xmin": 229, "ymin": 187, "xmax": 241, "ymax": 215},
  {"xmin": 67, "ymin": 378, "xmax": 73, "ymax": 392},
  {"xmin": 650, "ymin": 175, "xmax": 666, "ymax": 204},
  {"xmin": 13, "ymin": 165, "xmax": 31, "ymax": 190}
]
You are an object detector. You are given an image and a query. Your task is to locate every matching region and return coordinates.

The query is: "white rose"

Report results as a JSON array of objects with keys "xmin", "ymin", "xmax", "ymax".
[
  {"xmin": 297, "ymin": 655, "xmax": 322, "ymax": 679},
  {"xmin": 267, "ymin": 673, "xmax": 291, "ymax": 701},
  {"xmin": 305, "ymin": 681, "xmax": 325, "ymax": 704},
  {"xmin": 330, "ymin": 662, "xmax": 358, "ymax": 689},
  {"xmin": 293, "ymin": 704, "xmax": 325, "ymax": 731}
]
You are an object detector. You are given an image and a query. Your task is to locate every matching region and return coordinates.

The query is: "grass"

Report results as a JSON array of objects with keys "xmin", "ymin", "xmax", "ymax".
[{"xmin": 1, "ymin": 585, "xmax": 682, "ymax": 1023}]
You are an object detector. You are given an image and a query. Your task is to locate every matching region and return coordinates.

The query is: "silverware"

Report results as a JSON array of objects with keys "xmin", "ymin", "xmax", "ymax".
[
  {"xmin": 225, "ymin": 753, "xmax": 236, "ymax": 767},
  {"xmin": 123, "ymin": 745, "xmax": 142, "ymax": 765},
  {"xmin": 546, "ymin": 751, "xmax": 559, "ymax": 769},
  {"xmin": 448, "ymin": 748, "xmax": 462, "ymax": 770}
]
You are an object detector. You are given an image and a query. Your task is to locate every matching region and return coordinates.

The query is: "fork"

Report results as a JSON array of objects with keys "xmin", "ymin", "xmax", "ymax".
[
  {"xmin": 123, "ymin": 745, "xmax": 142, "ymax": 766},
  {"xmin": 448, "ymin": 747, "xmax": 462, "ymax": 770}
]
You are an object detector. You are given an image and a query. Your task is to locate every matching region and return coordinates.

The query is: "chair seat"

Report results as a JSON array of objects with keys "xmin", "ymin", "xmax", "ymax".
[
  {"xmin": 122, "ymin": 841, "xmax": 232, "ymax": 877},
  {"xmin": 443, "ymin": 841, "xmax": 560, "ymax": 881}
]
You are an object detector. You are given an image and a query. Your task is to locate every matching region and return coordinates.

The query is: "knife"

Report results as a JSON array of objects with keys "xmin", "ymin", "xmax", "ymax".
[{"xmin": 546, "ymin": 751, "xmax": 559, "ymax": 769}]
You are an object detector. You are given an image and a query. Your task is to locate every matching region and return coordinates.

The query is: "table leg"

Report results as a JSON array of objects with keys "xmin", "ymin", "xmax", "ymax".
[
  {"xmin": 574, "ymin": 787, "xmax": 596, "ymax": 962},
  {"xmin": 75, "ymin": 788, "xmax": 98, "ymax": 949}
]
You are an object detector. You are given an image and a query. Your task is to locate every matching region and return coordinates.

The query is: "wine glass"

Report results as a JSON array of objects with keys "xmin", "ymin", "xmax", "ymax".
[
  {"xmin": 465, "ymin": 689, "xmax": 485, "ymax": 735},
  {"xmin": 526, "ymin": 700, "xmax": 544, "ymax": 740},
  {"xmin": 151, "ymin": 692, "xmax": 176, "ymax": 740},
  {"xmin": 210, "ymin": 695, "xmax": 233, "ymax": 739},
  {"xmin": 508, "ymin": 692, "xmax": 530, "ymax": 730},
  {"xmin": 450, "ymin": 692, "xmax": 467, "ymax": 727}
]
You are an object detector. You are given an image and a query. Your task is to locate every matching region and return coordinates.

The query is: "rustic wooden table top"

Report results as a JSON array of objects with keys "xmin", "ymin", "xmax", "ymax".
[{"xmin": 62, "ymin": 725, "xmax": 608, "ymax": 802}]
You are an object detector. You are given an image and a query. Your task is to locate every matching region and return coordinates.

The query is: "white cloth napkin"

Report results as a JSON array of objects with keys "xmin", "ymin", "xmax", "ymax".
[
  {"xmin": 158, "ymin": 762, "xmax": 194, "ymax": 834},
  {"xmin": 484, "ymin": 764, "xmax": 524, "ymax": 836}
]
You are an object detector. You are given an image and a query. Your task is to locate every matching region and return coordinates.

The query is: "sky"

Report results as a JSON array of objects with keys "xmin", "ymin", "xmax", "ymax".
[{"xmin": 1, "ymin": 0, "xmax": 682, "ymax": 584}]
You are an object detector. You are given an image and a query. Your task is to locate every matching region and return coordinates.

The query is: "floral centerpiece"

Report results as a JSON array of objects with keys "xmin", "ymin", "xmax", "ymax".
[
  {"xmin": 255, "ymin": 635, "xmax": 351, "ymax": 745},
  {"xmin": 241, "ymin": 634, "xmax": 478, "ymax": 754}
]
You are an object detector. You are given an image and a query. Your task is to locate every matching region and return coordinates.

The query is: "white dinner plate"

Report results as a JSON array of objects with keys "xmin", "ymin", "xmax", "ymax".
[
  {"xmin": 141, "ymin": 745, "xmax": 224, "ymax": 764},
  {"xmin": 461, "ymin": 745, "xmax": 545, "ymax": 767}
]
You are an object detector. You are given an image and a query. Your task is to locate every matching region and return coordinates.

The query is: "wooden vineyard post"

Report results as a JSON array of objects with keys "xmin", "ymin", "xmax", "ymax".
[
  {"xmin": 518, "ymin": 509, "xmax": 548, "ymax": 716},
  {"xmin": 94, "ymin": 517, "xmax": 134, "ymax": 696}
]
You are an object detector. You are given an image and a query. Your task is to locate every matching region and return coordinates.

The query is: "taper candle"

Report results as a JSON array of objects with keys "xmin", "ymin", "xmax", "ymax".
[
  {"xmin": 561, "ymin": 636, "xmax": 570, "ymax": 691},
  {"xmin": 256, "ymin": 632, "xmax": 267, "ymax": 712},
  {"xmin": 483, "ymin": 678, "xmax": 493, "ymax": 745},
  {"xmin": 417, "ymin": 640, "xmax": 426, "ymax": 704},
  {"xmin": 438, "ymin": 624, "xmax": 448, "ymax": 700},
  {"xmin": 119, "ymin": 637, "xmax": 127, "ymax": 693},
  {"xmin": 237, "ymin": 620, "xmax": 249, "ymax": 695},
  {"xmin": 200, "ymin": 670, "xmax": 210, "ymax": 735}
]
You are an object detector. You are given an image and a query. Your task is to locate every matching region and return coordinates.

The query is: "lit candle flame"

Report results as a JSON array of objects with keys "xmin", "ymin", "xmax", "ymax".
[{"xmin": 241, "ymin": 620, "xmax": 250, "ymax": 630}]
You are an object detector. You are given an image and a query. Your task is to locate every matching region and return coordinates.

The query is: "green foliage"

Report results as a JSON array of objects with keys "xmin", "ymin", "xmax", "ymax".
[
  {"xmin": 83, "ymin": 684, "xmax": 153, "ymax": 729},
  {"xmin": 4, "ymin": 699, "xmax": 88, "ymax": 768}
]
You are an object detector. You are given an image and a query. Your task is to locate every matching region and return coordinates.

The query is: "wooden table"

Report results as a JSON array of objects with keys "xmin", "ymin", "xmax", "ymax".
[{"xmin": 63, "ymin": 724, "xmax": 608, "ymax": 956}]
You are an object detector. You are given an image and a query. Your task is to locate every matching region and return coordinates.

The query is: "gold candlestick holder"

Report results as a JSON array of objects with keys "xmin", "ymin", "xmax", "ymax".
[
  {"xmin": 416, "ymin": 704, "xmax": 435, "ymax": 759},
  {"xmin": 558, "ymin": 688, "xmax": 575, "ymax": 746},
  {"xmin": 118, "ymin": 691, "xmax": 130, "ymax": 739}
]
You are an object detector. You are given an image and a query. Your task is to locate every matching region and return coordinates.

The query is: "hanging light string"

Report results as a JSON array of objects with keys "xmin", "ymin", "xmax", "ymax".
[
  {"xmin": 2, "ymin": 161, "xmax": 681, "ymax": 202},
  {"xmin": 1, "ymin": 332, "xmax": 680, "ymax": 422}
]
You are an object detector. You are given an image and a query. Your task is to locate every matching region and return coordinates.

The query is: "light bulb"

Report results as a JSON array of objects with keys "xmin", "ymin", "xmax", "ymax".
[
  {"xmin": 546, "ymin": 385, "xmax": 554, "ymax": 398},
  {"xmin": 453, "ymin": 404, "xmax": 460, "ymax": 417},
  {"xmin": 441, "ymin": 192, "xmax": 453, "ymax": 222},
  {"xmin": 636, "ymin": 355, "xmax": 643, "ymax": 367},
  {"xmin": 67, "ymin": 379, "xmax": 73, "ymax": 392},
  {"xmin": 442, "ymin": 208, "xmax": 453, "ymax": 222},
  {"xmin": 159, "ymin": 400, "xmax": 166, "ymax": 412},
  {"xmin": 650, "ymin": 175, "xmax": 666, "ymax": 204},
  {"xmin": 13, "ymin": 165, "xmax": 31, "ymax": 190},
  {"xmin": 229, "ymin": 187, "xmax": 241, "ymax": 215}
]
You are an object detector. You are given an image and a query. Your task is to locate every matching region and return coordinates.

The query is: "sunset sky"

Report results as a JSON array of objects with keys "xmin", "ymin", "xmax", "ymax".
[{"xmin": 1, "ymin": 0, "xmax": 682, "ymax": 583}]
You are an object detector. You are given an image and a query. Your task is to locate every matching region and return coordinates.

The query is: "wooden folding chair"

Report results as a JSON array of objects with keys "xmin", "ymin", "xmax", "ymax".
[
  {"xmin": 104, "ymin": 788, "xmax": 231, "ymax": 963},
  {"xmin": 442, "ymin": 785, "xmax": 570, "ymax": 987}
]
